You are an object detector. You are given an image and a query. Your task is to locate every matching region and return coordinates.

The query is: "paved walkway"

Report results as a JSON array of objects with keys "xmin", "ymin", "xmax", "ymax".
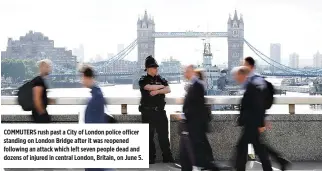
[{"xmin": 3, "ymin": 162, "xmax": 322, "ymax": 171}]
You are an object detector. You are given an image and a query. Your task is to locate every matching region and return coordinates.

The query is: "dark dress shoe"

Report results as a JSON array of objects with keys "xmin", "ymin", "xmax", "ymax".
[
  {"xmin": 279, "ymin": 158, "xmax": 291, "ymax": 171},
  {"xmin": 149, "ymin": 159, "xmax": 155, "ymax": 164},
  {"xmin": 163, "ymin": 158, "xmax": 174, "ymax": 163}
]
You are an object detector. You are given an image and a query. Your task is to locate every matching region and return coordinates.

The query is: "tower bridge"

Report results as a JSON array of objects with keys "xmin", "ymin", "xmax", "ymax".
[{"xmin": 53, "ymin": 10, "xmax": 322, "ymax": 84}]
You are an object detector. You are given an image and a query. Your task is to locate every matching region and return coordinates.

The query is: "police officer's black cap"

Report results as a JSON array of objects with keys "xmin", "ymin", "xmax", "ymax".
[{"xmin": 144, "ymin": 55, "xmax": 159, "ymax": 71}]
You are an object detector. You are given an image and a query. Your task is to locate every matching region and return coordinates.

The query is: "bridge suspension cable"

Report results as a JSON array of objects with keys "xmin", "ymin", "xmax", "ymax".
[
  {"xmin": 245, "ymin": 40, "xmax": 322, "ymax": 76},
  {"xmin": 94, "ymin": 39, "xmax": 138, "ymax": 70},
  {"xmin": 106, "ymin": 41, "xmax": 137, "ymax": 66},
  {"xmin": 244, "ymin": 39, "xmax": 309, "ymax": 73},
  {"xmin": 245, "ymin": 41, "xmax": 294, "ymax": 72},
  {"xmin": 95, "ymin": 40, "xmax": 137, "ymax": 70},
  {"xmin": 55, "ymin": 39, "xmax": 138, "ymax": 73}
]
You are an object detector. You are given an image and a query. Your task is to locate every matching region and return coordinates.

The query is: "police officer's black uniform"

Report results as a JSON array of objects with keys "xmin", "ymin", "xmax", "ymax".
[{"xmin": 139, "ymin": 56, "xmax": 174, "ymax": 164}]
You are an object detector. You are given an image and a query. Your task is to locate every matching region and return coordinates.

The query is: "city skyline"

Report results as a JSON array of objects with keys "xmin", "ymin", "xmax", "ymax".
[{"xmin": 1, "ymin": 0, "xmax": 322, "ymax": 65}]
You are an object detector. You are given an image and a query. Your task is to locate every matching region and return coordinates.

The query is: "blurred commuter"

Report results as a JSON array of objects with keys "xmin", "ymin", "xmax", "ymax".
[
  {"xmin": 233, "ymin": 66, "xmax": 272, "ymax": 171},
  {"xmin": 179, "ymin": 65, "xmax": 219, "ymax": 171},
  {"xmin": 194, "ymin": 68, "xmax": 232, "ymax": 170},
  {"xmin": 31, "ymin": 59, "xmax": 52, "ymax": 123},
  {"xmin": 139, "ymin": 55, "xmax": 174, "ymax": 164},
  {"xmin": 80, "ymin": 65, "xmax": 114, "ymax": 171},
  {"xmin": 194, "ymin": 68, "xmax": 213, "ymax": 158},
  {"xmin": 244, "ymin": 57, "xmax": 290, "ymax": 171},
  {"xmin": 80, "ymin": 65, "xmax": 106, "ymax": 123}
]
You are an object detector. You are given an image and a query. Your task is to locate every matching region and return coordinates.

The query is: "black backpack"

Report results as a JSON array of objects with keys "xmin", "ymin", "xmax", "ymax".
[
  {"xmin": 17, "ymin": 81, "xmax": 34, "ymax": 111},
  {"xmin": 263, "ymin": 80, "xmax": 275, "ymax": 109},
  {"xmin": 251, "ymin": 75, "xmax": 275, "ymax": 109}
]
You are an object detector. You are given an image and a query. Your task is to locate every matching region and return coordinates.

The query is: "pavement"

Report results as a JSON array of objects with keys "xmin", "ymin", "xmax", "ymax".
[{"xmin": 3, "ymin": 161, "xmax": 322, "ymax": 171}]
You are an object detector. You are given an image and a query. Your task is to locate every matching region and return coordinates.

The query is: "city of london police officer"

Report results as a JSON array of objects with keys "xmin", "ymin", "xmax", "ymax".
[{"xmin": 139, "ymin": 56, "xmax": 174, "ymax": 164}]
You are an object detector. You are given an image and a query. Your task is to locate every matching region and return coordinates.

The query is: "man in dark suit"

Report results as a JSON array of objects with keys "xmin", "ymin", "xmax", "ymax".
[
  {"xmin": 180, "ymin": 65, "xmax": 219, "ymax": 171},
  {"xmin": 233, "ymin": 66, "xmax": 272, "ymax": 171},
  {"xmin": 243, "ymin": 57, "xmax": 290, "ymax": 171}
]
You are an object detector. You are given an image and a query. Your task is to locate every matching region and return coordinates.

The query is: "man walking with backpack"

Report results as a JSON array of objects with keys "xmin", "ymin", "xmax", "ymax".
[
  {"xmin": 31, "ymin": 59, "xmax": 52, "ymax": 123},
  {"xmin": 233, "ymin": 66, "xmax": 272, "ymax": 171},
  {"xmin": 243, "ymin": 56, "xmax": 291, "ymax": 171}
]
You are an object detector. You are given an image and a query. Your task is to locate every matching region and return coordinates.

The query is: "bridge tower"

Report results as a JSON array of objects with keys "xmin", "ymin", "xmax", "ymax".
[
  {"xmin": 137, "ymin": 10, "xmax": 155, "ymax": 70},
  {"xmin": 132, "ymin": 10, "xmax": 156, "ymax": 89},
  {"xmin": 227, "ymin": 10, "xmax": 244, "ymax": 70}
]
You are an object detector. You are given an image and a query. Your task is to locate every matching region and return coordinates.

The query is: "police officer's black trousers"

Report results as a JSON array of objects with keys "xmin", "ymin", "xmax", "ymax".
[
  {"xmin": 141, "ymin": 110, "xmax": 172, "ymax": 161},
  {"xmin": 235, "ymin": 127, "xmax": 272, "ymax": 171}
]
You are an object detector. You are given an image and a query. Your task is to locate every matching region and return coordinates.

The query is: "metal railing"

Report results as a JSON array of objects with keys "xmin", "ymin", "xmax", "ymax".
[{"xmin": 2, "ymin": 96, "xmax": 322, "ymax": 114}]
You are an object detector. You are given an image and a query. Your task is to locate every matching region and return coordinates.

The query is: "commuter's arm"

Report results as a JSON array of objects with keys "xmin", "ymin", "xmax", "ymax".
[
  {"xmin": 253, "ymin": 77, "xmax": 269, "ymax": 128},
  {"xmin": 87, "ymin": 96, "xmax": 105, "ymax": 123},
  {"xmin": 33, "ymin": 86, "xmax": 45, "ymax": 114},
  {"xmin": 243, "ymin": 84, "xmax": 265, "ymax": 127},
  {"xmin": 48, "ymin": 98, "xmax": 56, "ymax": 105},
  {"xmin": 193, "ymin": 83, "xmax": 204, "ymax": 104},
  {"xmin": 183, "ymin": 83, "xmax": 204, "ymax": 121}
]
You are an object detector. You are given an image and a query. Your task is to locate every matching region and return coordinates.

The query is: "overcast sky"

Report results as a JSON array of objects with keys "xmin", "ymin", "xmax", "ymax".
[{"xmin": 1, "ymin": 0, "xmax": 322, "ymax": 66}]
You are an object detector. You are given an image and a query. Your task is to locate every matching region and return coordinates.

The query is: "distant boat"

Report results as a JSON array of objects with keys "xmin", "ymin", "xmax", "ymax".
[
  {"xmin": 12, "ymin": 89, "xmax": 18, "ymax": 95},
  {"xmin": 1, "ymin": 87, "xmax": 17, "ymax": 96},
  {"xmin": 98, "ymin": 82, "xmax": 115, "ymax": 87},
  {"xmin": 169, "ymin": 81, "xmax": 180, "ymax": 84}
]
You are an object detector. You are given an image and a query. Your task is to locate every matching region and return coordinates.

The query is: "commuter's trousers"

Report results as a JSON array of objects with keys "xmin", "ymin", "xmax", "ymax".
[
  {"xmin": 31, "ymin": 110, "xmax": 51, "ymax": 123},
  {"xmin": 141, "ymin": 109, "xmax": 172, "ymax": 161},
  {"xmin": 85, "ymin": 169, "xmax": 114, "ymax": 171},
  {"xmin": 179, "ymin": 121, "xmax": 196, "ymax": 171},
  {"xmin": 180, "ymin": 120, "xmax": 218, "ymax": 170},
  {"xmin": 189, "ymin": 129, "xmax": 217, "ymax": 169},
  {"xmin": 180, "ymin": 133, "xmax": 196, "ymax": 171},
  {"xmin": 261, "ymin": 131, "xmax": 285, "ymax": 163},
  {"xmin": 235, "ymin": 127, "xmax": 272, "ymax": 171}
]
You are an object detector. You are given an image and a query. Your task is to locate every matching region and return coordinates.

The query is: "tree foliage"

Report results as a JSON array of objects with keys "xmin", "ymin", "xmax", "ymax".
[{"xmin": 1, "ymin": 58, "xmax": 38, "ymax": 81}]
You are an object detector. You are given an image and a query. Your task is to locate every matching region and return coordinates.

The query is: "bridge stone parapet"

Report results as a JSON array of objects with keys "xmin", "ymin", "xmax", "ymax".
[
  {"xmin": 2, "ymin": 96, "xmax": 322, "ymax": 161},
  {"xmin": 2, "ymin": 114, "xmax": 321, "ymax": 161},
  {"xmin": 170, "ymin": 114, "xmax": 322, "ymax": 161}
]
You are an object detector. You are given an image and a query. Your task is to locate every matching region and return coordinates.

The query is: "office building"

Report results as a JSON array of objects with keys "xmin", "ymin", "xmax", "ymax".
[
  {"xmin": 313, "ymin": 51, "xmax": 322, "ymax": 68},
  {"xmin": 117, "ymin": 44, "xmax": 125, "ymax": 53},
  {"xmin": 1, "ymin": 31, "xmax": 77, "ymax": 72},
  {"xmin": 107, "ymin": 53, "xmax": 114, "ymax": 59},
  {"xmin": 289, "ymin": 53, "xmax": 299, "ymax": 68},
  {"xmin": 270, "ymin": 43, "xmax": 281, "ymax": 72},
  {"xmin": 73, "ymin": 44, "xmax": 85, "ymax": 63}
]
